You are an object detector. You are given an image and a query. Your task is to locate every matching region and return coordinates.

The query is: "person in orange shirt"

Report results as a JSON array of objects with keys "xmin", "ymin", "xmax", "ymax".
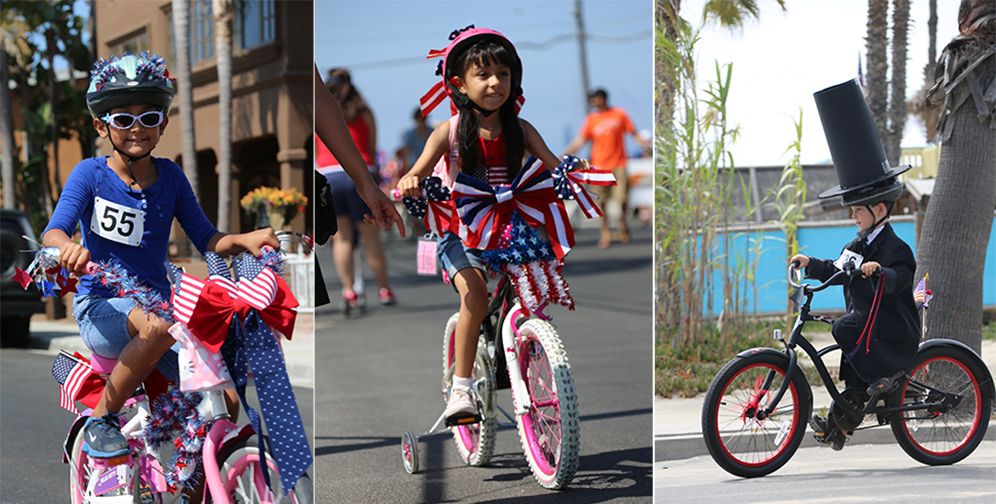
[{"xmin": 564, "ymin": 89, "xmax": 650, "ymax": 248}]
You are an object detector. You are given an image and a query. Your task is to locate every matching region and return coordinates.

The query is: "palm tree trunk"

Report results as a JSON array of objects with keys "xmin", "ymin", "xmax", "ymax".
[
  {"xmin": 1, "ymin": 48, "xmax": 15, "ymax": 209},
  {"xmin": 925, "ymin": 0, "xmax": 937, "ymax": 81},
  {"xmin": 46, "ymin": 28, "xmax": 62, "ymax": 200},
  {"xmin": 213, "ymin": 0, "xmax": 233, "ymax": 231},
  {"xmin": 886, "ymin": 0, "xmax": 909, "ymax": 165},
  {"xmin": 866, "ymin": 0, "xmax": 889, "ymax": 147},
  {"xmin": 915, "ymin": 13, "xmax": 996, "ymax": 353},
  {"xmin": 172, "ymin": 0, "xmax": 197, "ymax": 256}
]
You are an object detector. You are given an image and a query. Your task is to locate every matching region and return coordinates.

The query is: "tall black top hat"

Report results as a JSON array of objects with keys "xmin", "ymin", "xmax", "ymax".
[{"xmin": 814, "ymin": 79, "xmax": 910, "ymax": 206}]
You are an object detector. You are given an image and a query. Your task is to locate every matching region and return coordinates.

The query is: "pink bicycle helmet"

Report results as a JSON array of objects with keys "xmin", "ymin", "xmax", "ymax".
[{"xmin": 419, "ymin": 25, "xmax": 525, "ymax": 117}]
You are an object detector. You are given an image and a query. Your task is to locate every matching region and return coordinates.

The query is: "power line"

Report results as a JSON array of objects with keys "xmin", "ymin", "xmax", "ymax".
[{"xmin": 324, "ymin": 29, "xmax": 650, "ymax": 72}]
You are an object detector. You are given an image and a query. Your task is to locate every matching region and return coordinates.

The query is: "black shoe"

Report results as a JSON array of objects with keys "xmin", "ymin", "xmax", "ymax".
[
  {"xmin": 809, "ymin": 413, "xmax": 846, "ymax": 451},
  {"xmin": 81, "ymin": 413, "xmax": 129, "ymax": 459}
]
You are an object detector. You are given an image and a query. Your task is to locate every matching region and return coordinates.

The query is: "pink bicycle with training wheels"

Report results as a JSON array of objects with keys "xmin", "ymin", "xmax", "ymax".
[
  {"xmin": 393, "ymin": 156, "xmax": 604, "ymax": 490},
  {"xmin": 24, "ymin": 246, "xmax": 313, "ymax": 503}
]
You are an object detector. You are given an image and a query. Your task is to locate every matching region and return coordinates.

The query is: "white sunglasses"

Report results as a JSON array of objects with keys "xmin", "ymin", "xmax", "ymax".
[{"xmin": 101, "ymin": 110, "xmax": 165, "ymax": 130}]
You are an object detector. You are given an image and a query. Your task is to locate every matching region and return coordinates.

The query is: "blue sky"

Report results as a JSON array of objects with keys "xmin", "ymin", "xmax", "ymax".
[
  {"xmin": 684, "ymin": 0, "xmax": 960, "ymax": 166},
  {"xmin": 314, "ymin": 0, "xmax": 653, "ymax": 160}
]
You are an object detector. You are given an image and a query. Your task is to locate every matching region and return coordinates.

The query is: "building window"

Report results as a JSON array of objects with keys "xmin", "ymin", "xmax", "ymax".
[
  {"xmin": 192, "ymin": 0, "xmax": 214, "ymax": 63},
  {"xmin": 110, "ymin": 29, "xmax": 149, "ymax": 56},
  {"xmin": 237, "ymin": 0, "xmax": 275, "ymax": 50}
]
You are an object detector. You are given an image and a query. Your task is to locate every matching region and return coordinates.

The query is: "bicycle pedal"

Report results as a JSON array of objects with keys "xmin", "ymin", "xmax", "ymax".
[{"xmin": 444, "ymin": 413, "xmax": 482, "ymax": 427}]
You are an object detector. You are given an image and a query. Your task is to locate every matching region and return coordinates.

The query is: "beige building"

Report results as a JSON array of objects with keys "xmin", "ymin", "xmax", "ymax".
[{"xmin": 93, "ymin": 0, "xmax": 313, "ymax": 240}]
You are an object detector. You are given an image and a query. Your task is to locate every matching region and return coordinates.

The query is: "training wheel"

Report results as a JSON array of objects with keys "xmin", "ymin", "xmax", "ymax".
[{"xmin": 402, "ymin": 431, "xmax": 419, "ymax": 474}]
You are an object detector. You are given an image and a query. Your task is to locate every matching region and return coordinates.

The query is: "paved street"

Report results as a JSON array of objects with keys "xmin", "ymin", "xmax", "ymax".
[
  {"xmin": 655, "ymin": 441, "xmax": 996, "ymax": 503},
  {"xmin": 314, "ymin": 225, "xmax": 654, "ymax": 503},
  {"xmin": 0, "ymin": 350, "xmax": 314, "ymax": 503}
]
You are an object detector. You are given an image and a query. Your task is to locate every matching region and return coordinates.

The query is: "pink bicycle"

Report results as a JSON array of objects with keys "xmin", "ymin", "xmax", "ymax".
[
  {"xmin": 395, "ymin": 162, "xmax": 589, "ymax": 490},
  {"xmin": 26, "ymin": 247, "xmax": 313, "ymax": 503},
  {"xmin": 65, "ymin": 356, "xmax": 312, "ymax": 503}
]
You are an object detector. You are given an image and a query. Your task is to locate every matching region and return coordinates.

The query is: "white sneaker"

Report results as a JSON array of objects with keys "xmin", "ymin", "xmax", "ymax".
[{"xmin": 444, "ymin": 387, "xmax": 478, "ymax": 420}]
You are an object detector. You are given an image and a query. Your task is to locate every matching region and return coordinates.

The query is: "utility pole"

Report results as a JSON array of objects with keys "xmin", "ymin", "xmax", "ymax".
[{"xmin": 574, "ymin": 0, "xmax": 591, "ymax": 116}]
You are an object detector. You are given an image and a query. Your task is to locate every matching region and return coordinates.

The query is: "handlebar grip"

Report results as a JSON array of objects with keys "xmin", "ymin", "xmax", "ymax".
[{"xmin": 390, "ymin": 189, "xmax": 404, "ymax": 201}]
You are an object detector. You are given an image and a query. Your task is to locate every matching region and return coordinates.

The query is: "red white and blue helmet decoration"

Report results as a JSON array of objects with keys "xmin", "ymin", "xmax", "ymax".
[
  {"xmin": 86, "ymin": 51, "xmax": 175, "ymax": 118},
  {"xmin": 419, "ymin": 25, "xmax": 525, "ymax": 117}
]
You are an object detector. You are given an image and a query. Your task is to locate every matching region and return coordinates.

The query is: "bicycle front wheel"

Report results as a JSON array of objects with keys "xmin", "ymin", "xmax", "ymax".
[
  {"xmin": 702, "ymin": 351, "xmax": 812, "ymax": 478},
  {"xmin": 442, "ymin": 312, "xmax": 497, "ymax": 467},
  {"xmin": 890, "ymin": 344, "xmax": 992, "ymax": 466},
  {"xmin": 216, "ymin": 437, "xmax": 313, "ymax": 504},
  {"xmin": 515, "ymin": 319, "xmax": 581, "ymax": 490}
]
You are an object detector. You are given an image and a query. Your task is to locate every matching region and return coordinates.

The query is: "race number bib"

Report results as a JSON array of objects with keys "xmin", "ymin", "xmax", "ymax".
[
  {"xmin": 90, "ymin": 196, "xmax": 144, "ymax": 246},
  {"xmin": 834, "ymin": 249, "xmax": 864, "ymax": 271}
]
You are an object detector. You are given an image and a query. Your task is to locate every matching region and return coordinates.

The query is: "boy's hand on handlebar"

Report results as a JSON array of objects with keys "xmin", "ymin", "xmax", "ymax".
[
  {"xmin": 789, "ymin": 254, "xmax": 809, "ymax": 269},
  {"xmin": 59, "ymin": 242, "xmax": 91, "ymax": 275},
  {"xmin": 860, "ymin": 261, "xmax": 881, "ymax": 278},
  {"xmin": 239, "ymin": 228, "xmax": 281, "ymax": 256}
]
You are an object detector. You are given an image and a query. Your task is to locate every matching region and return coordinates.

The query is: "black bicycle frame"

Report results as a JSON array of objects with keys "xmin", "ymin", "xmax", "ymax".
[{"xmin": 758, "ymin": 271, "xmax": 955, "ymax": 422}]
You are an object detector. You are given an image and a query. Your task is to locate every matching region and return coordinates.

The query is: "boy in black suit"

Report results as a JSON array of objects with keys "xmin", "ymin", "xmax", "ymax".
[{"xmin": 790, "ymin": 80, "xmax": 921, "ymax": 450}]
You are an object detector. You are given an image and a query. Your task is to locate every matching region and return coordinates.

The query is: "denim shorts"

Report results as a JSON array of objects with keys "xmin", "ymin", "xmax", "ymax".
[
  {"xmin": 325, "ymin": 170, "xmax": 372, "ymax": 224},
  {"xmin": 73, "ymin": 294, "xmax": 180, "ymax": 382},
  {"xmin": 437, "ymin": 232, "xmax": 485, "ymax": 279}
]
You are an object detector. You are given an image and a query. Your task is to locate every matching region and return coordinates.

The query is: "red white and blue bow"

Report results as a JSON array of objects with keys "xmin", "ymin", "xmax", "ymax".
[
  {"xmin": 402, "ymin": 176, "xmax": 456, "ymax": 237},
  {"xmin": 552, "ymin": 155, "xmax": 616, "ymax": 218},
  {"xmin": 452, "ymin": 157, "xmax": 574, "ymax": 260},
  {"xmin": 169, "ymin": 251, "xmax": 310, "ymax": 494},
  {"xmin": 171, "ymin": 254, "xmax": 296, "ymax": 354}
]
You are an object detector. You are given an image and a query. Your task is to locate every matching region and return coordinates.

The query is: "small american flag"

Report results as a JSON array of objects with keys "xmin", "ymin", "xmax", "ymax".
[
  {"xmin": 51, "ymin": 352, "xmax": 95, "ymax": 414},
  {"xmin": 234, "ymin": 255, "xmax": 278, "ymax": 311}
]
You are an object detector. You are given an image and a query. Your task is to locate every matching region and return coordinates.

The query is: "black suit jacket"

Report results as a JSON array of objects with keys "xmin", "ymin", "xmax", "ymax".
[{"xmin": 805, "ymin": 223, "xmax": 920, "ymax": 386}]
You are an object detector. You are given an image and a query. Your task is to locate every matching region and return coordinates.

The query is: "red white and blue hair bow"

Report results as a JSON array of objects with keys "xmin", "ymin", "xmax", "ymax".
[
  {"xmin": 552, "ymin": 155, "xmax": 616, "ymax": 218},
  {"xmin": 452, "ymin": 157, "xmax": 574, "ymax": 260},
  {"xmin": 402, "ymin": 176, "xmax": 456, "ymax": 237}
]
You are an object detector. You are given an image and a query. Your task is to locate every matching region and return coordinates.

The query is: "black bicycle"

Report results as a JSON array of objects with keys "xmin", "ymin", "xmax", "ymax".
[{"xmin": 702, "ymin": 262, "xmax": 994, "ymax": 478}]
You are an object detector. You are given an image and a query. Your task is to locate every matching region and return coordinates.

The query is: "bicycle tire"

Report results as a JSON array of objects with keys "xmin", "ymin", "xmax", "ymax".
[
  {"xmin": 701, "ymin": 351, "xmax": 812, "ymax": 478},
  {"xmin": 442, "ymin": 312, "xmax": 497, "ymax": 467},
  {"xmin": 890, "ymin": 344, "xmax": 992, "ymax": 466},
  {"xmin": 215, "ymin": 437, "xmax": 313, "ymax": 504},
  {"xmin": 515, "ymin": 318, "xmax": 580, "ymax": 490}
]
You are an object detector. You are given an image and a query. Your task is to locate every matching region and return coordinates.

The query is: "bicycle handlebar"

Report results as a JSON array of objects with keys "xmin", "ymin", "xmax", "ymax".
[
  {"xmin": 788, "ymin": 259, "xmax": 881, "ymax": 294},
  {"xmin": 787, "ymin": 263, "xmax": 847, "ymax": 294}
]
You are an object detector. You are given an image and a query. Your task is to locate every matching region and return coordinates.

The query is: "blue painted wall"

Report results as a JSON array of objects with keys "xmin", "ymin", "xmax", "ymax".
[{"xmin": 704, "ymin": 218, "xmax": 996, "ymax": 315}]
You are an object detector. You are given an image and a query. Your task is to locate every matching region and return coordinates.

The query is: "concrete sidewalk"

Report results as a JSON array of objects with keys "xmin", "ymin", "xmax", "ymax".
[
  {"xmin": 27, "ymin": 312, "xmax": 315, "ymax": 389},
  {"xmin": 655, "ymin": 332, "xmax": 996, "ymax": 461}
]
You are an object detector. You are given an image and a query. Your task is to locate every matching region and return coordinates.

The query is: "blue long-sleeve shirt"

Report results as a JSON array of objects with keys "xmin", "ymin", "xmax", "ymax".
[{"xmin": 44, "ymin": 156, "xmax": 219, "ymax": 298}]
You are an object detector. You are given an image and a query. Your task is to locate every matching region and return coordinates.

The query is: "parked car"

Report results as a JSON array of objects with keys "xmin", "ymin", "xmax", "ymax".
[{"xmin": 1, "ymin": 209, "xmax": 44, "ymax": 347}]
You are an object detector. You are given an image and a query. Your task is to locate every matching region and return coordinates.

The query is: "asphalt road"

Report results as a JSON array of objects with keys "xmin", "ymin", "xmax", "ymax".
[
  {"xmin": 655, "ymin": 441, "xmax": 996, "ymax": 503},
  {"xmin": 0, "ymin": 350, "xmax": 314, "ymax": 503},
  {"xmin": 314, "ymin": 226, "xmax": 654, "ymax": 503}
]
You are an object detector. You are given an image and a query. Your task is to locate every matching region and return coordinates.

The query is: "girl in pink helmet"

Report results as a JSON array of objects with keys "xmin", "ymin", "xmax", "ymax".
[{"xmin": 397, "ymin": 26, "xmax": 564, "ymax": 421}]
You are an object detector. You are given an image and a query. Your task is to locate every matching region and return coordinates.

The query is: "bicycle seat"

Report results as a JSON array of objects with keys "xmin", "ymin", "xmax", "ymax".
[{"xmin": 89, "ymin": 353, "xmax": 117, "ymax": 374}]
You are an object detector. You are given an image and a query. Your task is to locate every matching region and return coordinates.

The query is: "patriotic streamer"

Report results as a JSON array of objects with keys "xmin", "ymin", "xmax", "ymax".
[
  {"xmin": 453, "ymin": 157, "xmax": 575, "ymax": 260},
  {"xmin": 14, "ymin": 247, "xmax": 173, "ymax": 321},
  {"xmin": 402, "ymin": 176, "xmax": 456, "ymax": 237},
  {"xmin": 552, "ymin": 155, "xmax": 616, "ymax": 218},
  {"xmin": 142, "ymin": 388, "xmax": 207, "ymax": 492}
]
